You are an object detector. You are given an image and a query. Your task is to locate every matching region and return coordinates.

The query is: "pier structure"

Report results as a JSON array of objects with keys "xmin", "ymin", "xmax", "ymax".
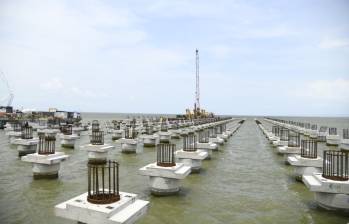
[
  {"xmin": 59, "ymin": 124, "xmax": 79, "ymax": 148},
  {"xmin": 6, "ymin": 121, "xmax": 22, "ymax": 142},
  {"xmin": 216, "ymin": 123, "xmax": 228, "ymax": 142},
  {"xmin": 326, "ymin": 127, "xmax": 340, "ymax": 146},
  {"xmin": 55, "ymin": 160, "xmax": 149, "ymax": 224},
  {"xmin": 303, "ymin": 150, "xmax": 349, "ymax": 211},
  {"xmin": 318, "ymin": 126, "xmax": 328, "ymax": 142},
  {"xmin": 340, "ymin": 129, "xmax": 349, "ymax": 151},
  {"xmin": 11, "ymin": 123, "xmax": 39, "ymax": 156},
  {"xmin": 139, "ymin": 143, "xmax": 191, "ymax": 195},
  {"xmin": 81, "ymin": 122, "xmax": 114, "ymax": 163},
  {"xmin": 119, "ymin": 125, "xmax": 138, "ymax": 153},
  {"xmin": 196, "ymin": 129, "xmax": 217, "ymax": 158},
  {"xmin": 21, "ymin": 133, "xmax": 68, "ymax": 179},
  {"xmin": 140, "ymin": 122, "xmax": 157, "ymax": 147},
  {"xmin": 111, "ymin": 121, "xmax": 123, "ymax": 141},
  {"xmin": 287, "ymin": 140, "xmax": 323, "ymax": 181},
  {"xmin": 169, "ymin": 121, "xmax": 181, "ymax": 139},
  {"xmin": 208, "ymin": 125, "xmax": 224, "ymax": 145},
  {"xmin": 309, "ymin": 124, "xmax": 318, "ymax": 139},
  {"xmin": 272, "ymin": 128, "xmax": 289, "ymax": 148},
  {"xmin": 158, "ymin": 119, "xmax": 171, "ymax": 143},
  {"xmin": 175, "ymin": 133, "xmax": 208, "ymax": 173},
  {"xmin": 277, "ymin": 131, "xmax": 301, "ymax": 163}
]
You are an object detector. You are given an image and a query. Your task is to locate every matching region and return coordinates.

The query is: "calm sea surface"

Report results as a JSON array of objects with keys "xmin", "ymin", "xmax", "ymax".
[{"xmin": 0, "ymin": 113, "xmax": 348, "ymax": 224}]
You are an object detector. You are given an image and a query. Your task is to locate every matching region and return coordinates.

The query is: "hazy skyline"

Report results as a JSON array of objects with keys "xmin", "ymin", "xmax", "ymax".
[{"xmin": 0, "ymin": 0, "xmax": 348, "ymax": 116}]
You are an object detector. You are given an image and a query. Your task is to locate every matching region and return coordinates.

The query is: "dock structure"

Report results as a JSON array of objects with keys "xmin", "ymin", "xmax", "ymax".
[
  {"xmin": 55, "ymin": 160, "xmax": 149, "ymax": 224},
  {"xmin": 120, "ymin": 124, "xmax": 138, "ymax": 153},
  {"xmin": 139, "ymin": 143, "xmax": 191, "ymax": 195},
  {"xmin": 11, "ymin": 123, "xmax": 39, "ymax": 157},
  {"xmin": 21, "ymin": 133, "xmax": 68, "ymax": 179},
  {"xmin": 303, "ymin": 150, "xmax": 349, "ymax": 211},
  {"xmin": 175, "ymin": 133, "xmax": 208, "ymax": 173},
  {"xmin": 327, "ymin": 127, "xmax": 340, "ymax": 146},
  {"xmin": 81, "ymin": 120, "xmax": 114, "ymax": 163},
  {"xmin": 59, "ymin": 124, "xmax": 79, "ymax": 149}
]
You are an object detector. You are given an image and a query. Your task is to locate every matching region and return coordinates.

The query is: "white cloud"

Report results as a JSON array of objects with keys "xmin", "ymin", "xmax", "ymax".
[
  {"xmin": 290, "ymin": 79, "xmax": 349, "ymax": 103},
  {"xmin": 319, "ymin": 37, "xmax": 349, "ymax": 49},
  {"xmin": 39, "ymin": 77, "xmax": 64, "ymax": 90}
]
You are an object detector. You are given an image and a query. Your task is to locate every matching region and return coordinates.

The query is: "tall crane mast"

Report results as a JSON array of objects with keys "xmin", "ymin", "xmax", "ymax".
[
  {"xmin": 195, "ymin": 49, "xmax": 200, "ymax": 110},
  {"xmin": 0, "ymin": 70, "xmax": 14, "ymax": 107}
]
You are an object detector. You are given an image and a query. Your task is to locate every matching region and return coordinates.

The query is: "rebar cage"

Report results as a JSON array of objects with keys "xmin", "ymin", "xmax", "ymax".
[
  {"xmin": 216, "ymin": 125, "xmax": 222, "ymax": 134},
  {"xmin": 145, "ymin": 125, "xmax": 154, "ymax": 135},
  {"xmin": 37, "ymin": 133, "xmax": 56, "ymax": 155},
  {"xmin": 329, "ymin": 127, "xmax": 337, "ymax": 135},
  {"xmin": 198, "ymin": 130, "xmax": 209, "ymax": 143},
  {"xmin": 61, "ymin": 125, "xmax": 72, "ymax": 135},
  {"xmin": 13, "ymin": 122, "xmax": 22, "ymax": 132},
  {"xmin": 288, "ymin": 131, "xmax": 300, "ymax": 147},
  {"xmin": 319, "ymin": 126, "xmax": 328, "ymax": 133},
  {"xmin": 183, "ymin": 133, "xmax": 197, "ymax": 152},
  {"xmin": 92, "ymin": 120, "xmax": 100, "ymax": 132},
  {"xmin": 209, "ymin": 127, "xmax": 217, "ymax": 138},
  {"xmin": 125, "ymin": 126, "xmax": 137, "ymax": 139},
  {"xmin": 156, "ymin": 143, "xmax": 176, "ymax": 167},
  {"xmin": 272, "ymin": 126, "xmax": 280, "ymax": 137},
  {"xmin": 90, "ymin": 131, "xmax": 104, "ymax": 145},
  {"xmin": 300, "ymin": 140, "xmax": 317, "ymax": 159},
  {"xmin": 280, "ymin": 128, "xmax": 289, "ymax": 141},
  {"xmin": 343, "ymin": 129, "xmax": 348, "ymax": 140},
  {"xmin": 160, "ymin": 121, "xmax": 168, "ymax": 132},
  {"xmin": 21, "ymin": 124, "xmax": 33, "ymax": 139},
  {"xmin": 113, "ymin": 122, "xmax": 120, "ymax": 130},
  {"xmin": 322, "ymin": 151, "xmax": 349, "ymax": 181},
  {"xmin": 87, "ymin": 160, "xmax": 120, "ymax": 204}
]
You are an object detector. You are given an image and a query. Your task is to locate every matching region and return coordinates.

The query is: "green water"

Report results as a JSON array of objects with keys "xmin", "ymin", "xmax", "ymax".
[{"xmin": 0, "ymin": 114, "xmax": 348, "ymax": 224}]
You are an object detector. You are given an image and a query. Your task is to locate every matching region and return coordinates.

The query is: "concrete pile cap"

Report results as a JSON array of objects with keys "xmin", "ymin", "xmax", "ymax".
[
  {"xmin": 175, "ymin": 150, "xmax": 208, "ymax": 160},
  {"xmin": 21, "ymin": 152, "xmax": 68, "ymax": 164},
  {"xmin": 303, "ymin": 173, "xmax": 349, "ymax": 194},
  {"xmin": 287, "ymin": 155, "xmax": 323, "ymax": 167},
  {"xmin": 81, "ymin": 144, "xmax": 115, "ymax": 152},
  {"xmin": 139, "ymin": 162, "xmax": 191, "ymax": 179},
  {"xmin": 55, "ymin": 192, "xmax": 149, "ymax": 224}
]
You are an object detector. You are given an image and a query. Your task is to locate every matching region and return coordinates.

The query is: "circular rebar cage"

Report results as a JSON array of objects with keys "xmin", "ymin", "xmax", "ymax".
[
  {"xmin": 160, "ymin": 121, "xmax": 168, "ymax": 132},
  {"xmin": 37, "ymin": 133, "xmax": 56, "ymax": 155},
  {"xmin": 61, "ymin": 125, "xmax": 72, "ymax": 135},
  {"xmin": 157, "ymin": 143, "xmax": 176, "ymax": 167},
  {"xmin": 272, "ymin": 126, "xmax": 280, "ymax": 137},
  {"xmin": 113, "ymin": 122, "xmax": 120, "ymax": 130},
  {"xmin": 343, "ymin": 129, "xmax": 348, "ymax": 140},
  {"xmin": 288, "ymin": 131, "xmax": 300, "ymax": 147},
  {"xmin": 90, "ymin": 131, "xmax": 104, "ymax": 145},
  {"xmin": 92, "ymin": 120, "xmax": 100, "ymax": 132},
  {"xmin": 87, "ymin": 160, "xmax": 120, "ymax": 204},
  {"xmin": 329, "ymin": 127, "xmax": 337, "ymax": 135},
  {"xmin": 21, "ymin": 125, "xmax": 33, "ymax": 139},
  {"xmin": 300, "ymin": 140, "xmax": 317, "ymax": 159},
  {"xmin": 280, "ymin": 128, "xmax": 289, "ymax": 141},
  {"xmin": 209, "ymin": 127, "xmax": 217, "ymax": 138},
  {"xmin": 145, "ymin": 125, "xmax": 154, "ymax": 135},
  {"xmin": 13, "ymin": 122, "xmax": 22, "ymax": 132},
  {"xmin": 125, "ymin": 126, "xmax": 137, "ymax": 139},
  {"xmin": 322, "ymin": 151, "xmax": 349, "ymax": 181},
  {"xmin": 183, "ymin": 133, "xmax": 197, "ymax": 152},
  {"xmin": 198, "ymin": 130, "xmax": 209, "ymax": 143}
]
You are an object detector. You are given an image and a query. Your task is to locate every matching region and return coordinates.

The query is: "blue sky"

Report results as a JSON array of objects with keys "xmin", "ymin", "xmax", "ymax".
[{"xmin": 0, "ymin": 0, "xmax": 348, "ymax": 116}]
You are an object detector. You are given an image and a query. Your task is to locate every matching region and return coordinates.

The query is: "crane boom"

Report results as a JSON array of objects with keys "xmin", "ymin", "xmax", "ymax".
[{"xmin": 195, "ymin": 49, "xmax": 200, "ymax": 109}]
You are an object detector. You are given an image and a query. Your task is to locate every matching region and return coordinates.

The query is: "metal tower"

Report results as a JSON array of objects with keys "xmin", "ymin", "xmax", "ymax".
[{"xmin": 195, "ymin": 49, "xmax": 200, "ymax": 110}]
